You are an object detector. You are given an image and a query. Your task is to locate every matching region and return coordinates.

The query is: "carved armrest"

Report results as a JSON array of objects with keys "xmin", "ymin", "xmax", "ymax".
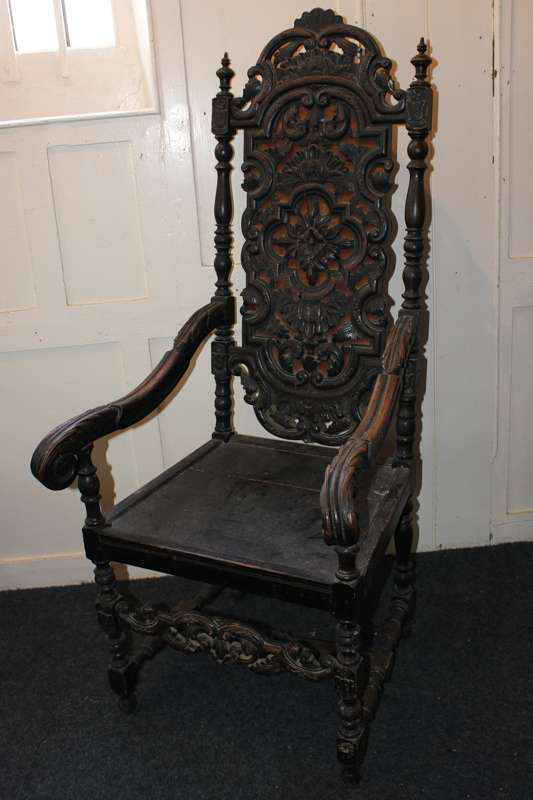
[
  {"xmin": 321, "ymin": 314, "xmax": 416, "ymax": 548},
  {"xmin": 31, "ymin": 298, "xmax": 229, "ymax": 491}
]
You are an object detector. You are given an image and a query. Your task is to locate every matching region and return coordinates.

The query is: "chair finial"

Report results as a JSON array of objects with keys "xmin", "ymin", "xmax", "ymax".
[
  {"xmin": 411, "ymin": 37, "xmax": 431, "ymax": 84},
  {"xmin": 216, "ymin": 53, "xmax": 234, "ymax": 93}
]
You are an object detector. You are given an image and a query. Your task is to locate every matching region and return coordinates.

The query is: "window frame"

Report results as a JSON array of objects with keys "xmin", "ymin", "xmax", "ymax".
[{"xmin": 0, "ymin": 0, "xmax": 159, "ymax": 127}]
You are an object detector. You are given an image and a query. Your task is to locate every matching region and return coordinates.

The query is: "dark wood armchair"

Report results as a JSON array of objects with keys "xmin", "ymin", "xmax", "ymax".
[{"xmin": 31, "ymin": 8, "xmax": 432, "ymax": 784}]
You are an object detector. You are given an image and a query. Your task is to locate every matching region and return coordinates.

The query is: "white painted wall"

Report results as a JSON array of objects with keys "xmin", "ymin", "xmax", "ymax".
[{"xmin": 0, "ymin": 0, "xmax": 526, "ymax": 590}]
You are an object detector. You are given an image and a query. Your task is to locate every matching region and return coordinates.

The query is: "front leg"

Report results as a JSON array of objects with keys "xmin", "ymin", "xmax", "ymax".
[
  {"xmin": 332, "ymin": 577, "xmax": 368, "ymax": 784},
  {"xmin": 78, "ymin": 445, "xmax": 139, "ymax": 712},
  {"xmin": 93, "ymin": 560, "xmax": 138, "ymax": 712}
]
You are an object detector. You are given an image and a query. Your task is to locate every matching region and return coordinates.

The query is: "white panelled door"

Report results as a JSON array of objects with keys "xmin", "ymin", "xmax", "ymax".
[
  {"xmin": 0, "ymin": 0, "xmax": 215, "ymax": 587},
  {"xmin": 491, "ymin": 0, "xmax": 533, "ymax": 543},
  {"xmin": 0, "ymin": 0, "xmax": 511, "ymax": 590}
]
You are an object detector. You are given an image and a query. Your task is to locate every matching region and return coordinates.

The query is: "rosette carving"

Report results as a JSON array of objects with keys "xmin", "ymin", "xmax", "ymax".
[{"xmin": 275, "ymin": 198, "xmax": 356, "ymax": 286}]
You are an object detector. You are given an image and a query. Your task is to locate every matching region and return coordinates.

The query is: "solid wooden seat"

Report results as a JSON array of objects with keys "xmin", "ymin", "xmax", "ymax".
[
  {"xmin": 104, "ymin": 435, "xmax": 410, "ymax": 603},
  {"xmin": 31, "ymin": 8, "xmax": 432, "ymax": 784}
]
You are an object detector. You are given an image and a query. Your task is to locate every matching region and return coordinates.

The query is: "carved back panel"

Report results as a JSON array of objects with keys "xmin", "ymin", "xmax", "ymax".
[{"xmin": 224, "ymin": 9, "xmax": 408, "ymax": 445}]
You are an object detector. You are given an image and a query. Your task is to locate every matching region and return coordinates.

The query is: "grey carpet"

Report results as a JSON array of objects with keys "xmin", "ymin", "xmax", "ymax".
[{"xmin": 1, "ymin": 542, "xmax": 532, "ymax": 800}]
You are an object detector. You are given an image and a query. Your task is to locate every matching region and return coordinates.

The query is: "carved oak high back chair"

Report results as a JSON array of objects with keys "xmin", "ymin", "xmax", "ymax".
[{"xmin": 32, "ymin": 8, "xmax": 432, "ymax": 785}]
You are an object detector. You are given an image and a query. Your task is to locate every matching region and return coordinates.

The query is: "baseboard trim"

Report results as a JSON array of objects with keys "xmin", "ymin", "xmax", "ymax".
[{"xmin": 0, "ymin": 554, "xmax": 163, "ymax": 591}]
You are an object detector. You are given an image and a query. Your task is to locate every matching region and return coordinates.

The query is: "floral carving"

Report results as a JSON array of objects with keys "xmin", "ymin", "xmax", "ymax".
[
  {"xmin": 281, "ymin": 100, "xmax": 350, "ymax": 145},
  {"xmin": 332, "ymin": 317, "xmax": 363, "ymax": 343},
  {"xmin": 276, "ymin": 199, "xmax": 354, "ymax": 286},
  {"xmin": 338, "ymin": 141, "xmax": 369, "ymax": 165},
  {"xmin": 267, "ymin": 389, "xmax": 355, "ymax": 438},
  {"xmin": 241, "ymin": 169, "xmax": 261, "ymax": 192},
  {"xmin": 263, "ymin": 315, "xmax": 290, "ymax": 339},
  {"xmin": 230, "ymin": 10, "xmax": 406, "ymax": 121},
  {"xmin": 228, "ymin": 12, "xmax": 408, "ymax": 445},
  {"xmin": 117, "ymin": 602, "xmax": 334, "ymax": 680},
  {"xmin": 276, "ymin": 287, "xmax": 349, "ymax": 338},
  {"xmin": 240, "ymin": 286, "xmax": 262, "ymax": 317},
  {"xmin": 276, "ymin": 50, "xmax": 359, "ymax": 84},
  {"xmin": 364, "ymin": 295, "xmax": 388, "ymax": 327},
  {"xmin": 163, "ymin": 617, "xmax": 333, "ymax": 678},
  {"xmin": 278, "ymin": 146, "xmax": 352, "ymax": 194}
]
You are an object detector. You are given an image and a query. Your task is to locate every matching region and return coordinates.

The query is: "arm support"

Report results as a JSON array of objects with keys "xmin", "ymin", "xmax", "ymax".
[
  {"xmin": 321, "ymin": 314, "xmax": 416, "ymax": 548},
  {"xmin": 31, "ymin": 298, "xmax": 229, "ymax": 491}
]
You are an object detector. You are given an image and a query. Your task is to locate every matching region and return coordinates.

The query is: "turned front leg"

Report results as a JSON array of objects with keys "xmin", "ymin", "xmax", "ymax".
[
  {"xmin": 78, "ymin": 445, "xmax": 138, "ymax": 712},
  {"xmin": 93, "ymin": 560, "xmax": 138, "ymax": 712},
  {"xmin": 332, "ymin": 572, "xmax": 367, "ymax": 784},
  {"xmin": 334, "ymin": 621, "xmax": 367, "ymax": 783}
]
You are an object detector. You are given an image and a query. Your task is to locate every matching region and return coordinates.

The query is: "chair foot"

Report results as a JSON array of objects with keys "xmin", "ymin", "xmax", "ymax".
[
  {"xmin": 118, "ymin": 694, "xmax": 137, "ymax": 713},
  {"xmin": 341, "ymin": 764, "xmax": 363, "ymax": 785}
]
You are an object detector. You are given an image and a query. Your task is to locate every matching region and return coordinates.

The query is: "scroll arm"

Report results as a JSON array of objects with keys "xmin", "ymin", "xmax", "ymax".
[
  {"xmin": 321, "ymin": 314, "xmax": 417, "ymax": 548},
  {"xmin": 31, "ymin": 298, "xmax": 229, "ymax": 491}
]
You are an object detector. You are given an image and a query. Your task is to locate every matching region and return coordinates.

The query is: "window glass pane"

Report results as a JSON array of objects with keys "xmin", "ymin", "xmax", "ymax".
[
  {"xmin": 9, "ymin": 0, "xmax": 58, "ymax": 52},
  {"xmin": 63, "ymin": 0, "xmax": 115, "ymax": 48}
]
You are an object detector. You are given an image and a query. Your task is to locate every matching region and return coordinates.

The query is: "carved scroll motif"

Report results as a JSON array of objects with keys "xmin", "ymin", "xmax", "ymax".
[
  {"xmin": 117, "ymin": 603, "xmax": 334, "ymax": 682},
  {"xmin": 226, "ymin": 13, "xmax": 409, "ymax": 446},
  {"xmin": 230, "ymin": 11, "xmax": 406, "ymax": 122}
]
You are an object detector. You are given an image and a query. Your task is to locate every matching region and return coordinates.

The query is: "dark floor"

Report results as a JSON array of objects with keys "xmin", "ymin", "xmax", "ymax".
[{"xmin": 1, "ymin": 542, "xmax": 532, "ymax": 800}]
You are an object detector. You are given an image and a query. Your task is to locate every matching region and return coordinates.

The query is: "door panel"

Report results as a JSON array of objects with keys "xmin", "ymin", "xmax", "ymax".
[
  {"xmin": 0, "ymin": 151, "xmax": 36, "ymax": 312},
  {"xmin": 0, "ymin": 0, "xmax": 206, "ymax": 582},
  {"xmin": 492, "ymin": 0, "xmax": 533, "ymax": 542},
  {"xmin": 48, "ymin": 141, "xmax": 149, "ymax": 305}
]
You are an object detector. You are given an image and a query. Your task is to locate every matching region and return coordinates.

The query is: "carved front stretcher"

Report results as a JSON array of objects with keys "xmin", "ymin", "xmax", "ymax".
[{"xmin": 31, "ymin": 7, "xmax": 432, "ymax": 786}]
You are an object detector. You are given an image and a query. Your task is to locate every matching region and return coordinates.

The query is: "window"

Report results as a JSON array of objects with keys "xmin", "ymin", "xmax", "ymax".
[
  {"xmin": 9, "ymin": 0, "xmax": 59, "ymax": 53},
  {"xmin": 8, "ymin": 0, "xmax": 116, "ymax": 53},
  {"xmin": 0, "ymin": 0, "xmax": 158, "ymax": 125}
]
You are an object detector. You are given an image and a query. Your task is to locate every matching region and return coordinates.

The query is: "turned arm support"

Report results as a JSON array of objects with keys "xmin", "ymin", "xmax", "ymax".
[
  {"xmin": 321, "ymin": 314, "xmax": 416, "ymax": 549},
  {"xmin": 31, "ymin": 297, "xmax": 231, "ymax": 491}
]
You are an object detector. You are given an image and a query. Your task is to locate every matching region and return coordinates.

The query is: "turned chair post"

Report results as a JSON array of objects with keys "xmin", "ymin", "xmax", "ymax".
[
  {"xmin": 393, "ymin": 39, "xmax": 433, "ymax": 629},
  {"xmin": 78, "ymin": 445, "xmax": 137, "ymax": 711},
  {"xmin": 331, "ymin": 464, "xmax": 366, "ymax": 783},
  {"xmin": 77, "ymin": 444, "xmax": 105, "ymax": 528},
  {"xmin": 333, "ymin": 575, "xmax": 367, "ymax": 784},
  {"xmin": 212, "ymin": 53, "xmax": 236, "ymax": 441}
]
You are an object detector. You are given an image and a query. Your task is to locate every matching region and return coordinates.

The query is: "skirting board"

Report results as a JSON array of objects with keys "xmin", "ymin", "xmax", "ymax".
[{"xmin": 0, "ymin": 554, "xmax": 163, "ymax": 591}]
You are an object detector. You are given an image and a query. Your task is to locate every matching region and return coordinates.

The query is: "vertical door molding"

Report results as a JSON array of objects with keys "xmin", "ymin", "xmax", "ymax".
[{"xmin": 491, "ymin": 0, "xmax": 533, "ymax": 543}]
